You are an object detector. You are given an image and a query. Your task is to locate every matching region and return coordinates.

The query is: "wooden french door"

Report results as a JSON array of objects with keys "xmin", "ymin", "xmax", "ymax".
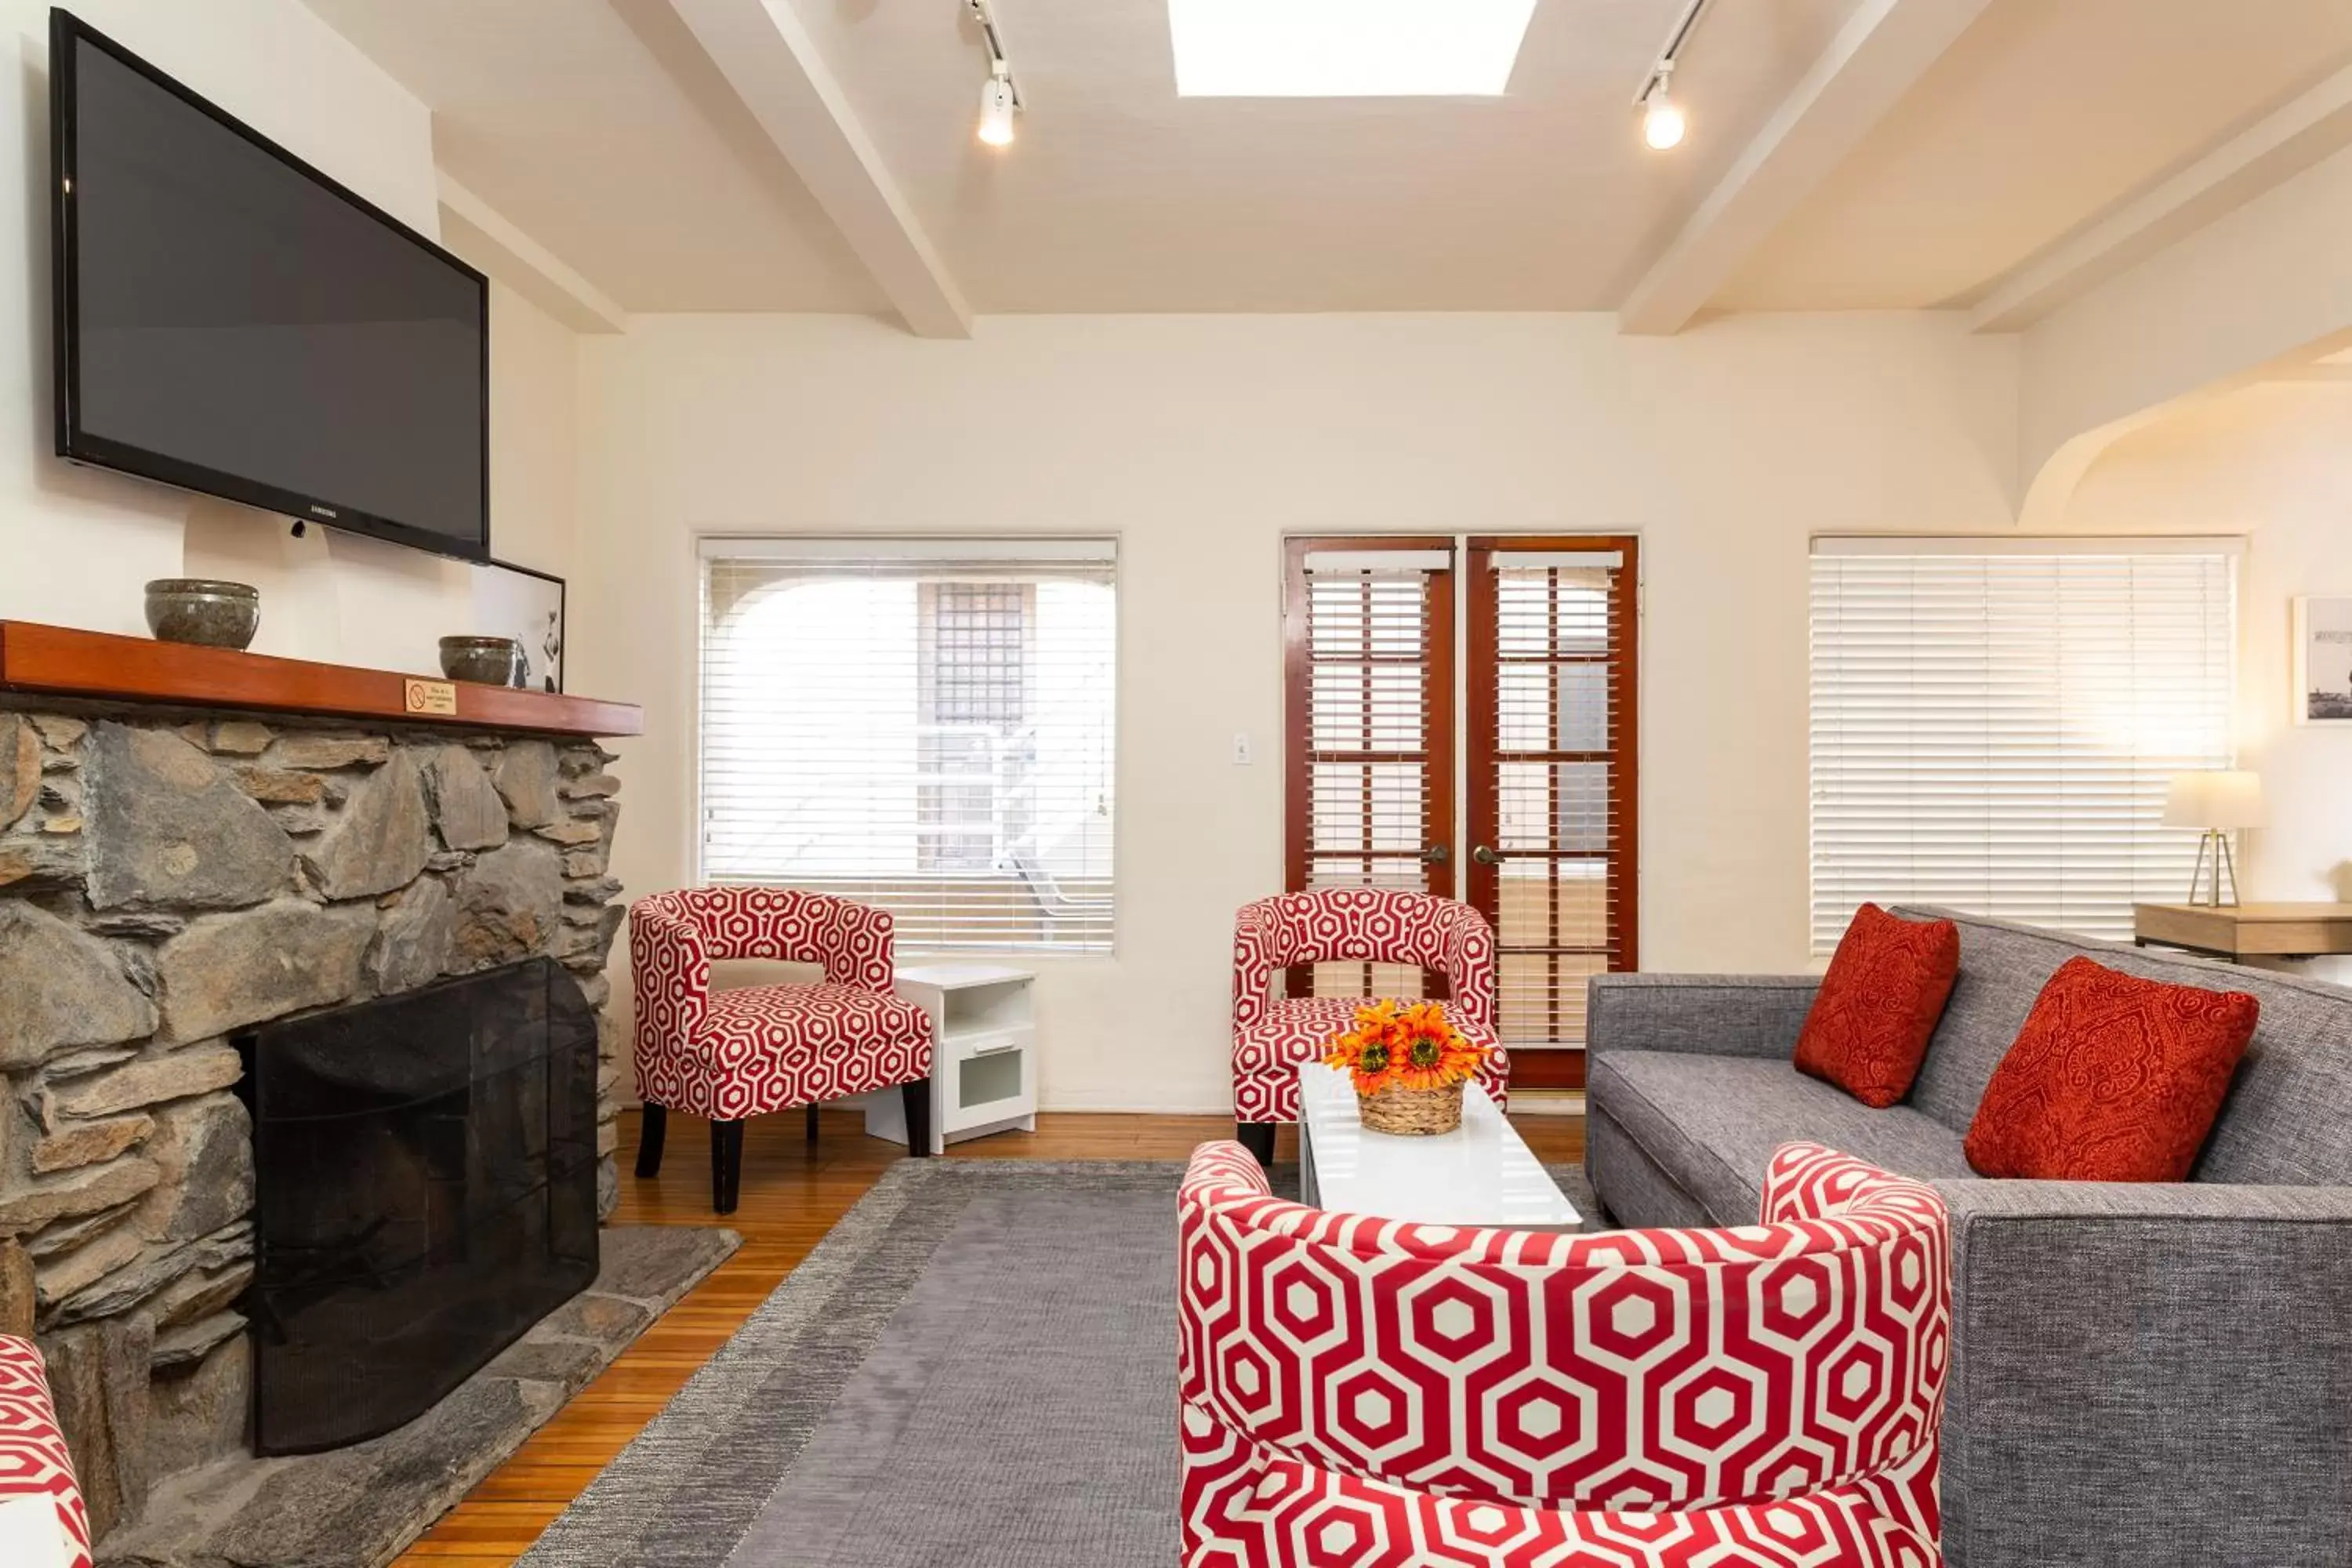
[
  {"xmin": 1281, "ymin": 535, "xmax": 1639, "ymax": 1087},
  {"xmin": 1465, "ymin": 538, "xmax": 1639, "ymax": 1090},
  {"xmin": 1282, "ymin": 539, "xmax": 1455, "ymax": 1001}
]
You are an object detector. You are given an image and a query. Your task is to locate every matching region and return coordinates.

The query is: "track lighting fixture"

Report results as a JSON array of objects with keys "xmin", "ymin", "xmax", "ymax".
[
  {"xmin": 979, "ymin": 66, "xmax": 1015, "ymax": 146},
  {"xmin": 1642, "ymin": 70, "xmax": 1685, "ymax": 151},
  {"xmin": 1634, "ymin": 0, "xmax": 1712, "ymax": 152},
  {"xmin": 969, "ymin": 0, "xmax": 1022, "ymax": 149}
]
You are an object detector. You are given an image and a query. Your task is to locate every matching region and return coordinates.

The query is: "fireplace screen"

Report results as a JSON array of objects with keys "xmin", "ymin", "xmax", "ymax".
[{"xmin": 241, "ymin": 957, "xmax": 600, "ymax": 1454}]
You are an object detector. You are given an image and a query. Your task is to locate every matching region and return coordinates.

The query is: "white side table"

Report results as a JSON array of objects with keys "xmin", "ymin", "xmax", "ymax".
[{"xmin": 864, "ymin": 964, "xmax": 1037, "ymax": 1154}]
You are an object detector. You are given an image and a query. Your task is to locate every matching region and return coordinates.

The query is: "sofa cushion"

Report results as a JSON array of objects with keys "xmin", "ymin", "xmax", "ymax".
[
  {"xmin": 1965, "ymin": 956, "xmax": 2259, "ymax": 1181},
  {"xmin": 1894, "ymin": 906, "xmax": 2352, "ymax": 1185},
  {"xmin": 1584, "ymin": 1110, "xmax": 1712, "ymax": 1230},
  {"xmin": 1795, "ymin": 903, "xmax": 1958, "ymax": 1108},
  {"xmin": 1895, "ymin": 910, "xmax": 2068, "ymax": 1133},
  {"xmin": 1590, "ymin": 1050, "xmax": 1976, "ymax": 1224}
]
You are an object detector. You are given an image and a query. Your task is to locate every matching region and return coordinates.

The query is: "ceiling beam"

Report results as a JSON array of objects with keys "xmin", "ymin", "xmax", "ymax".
[
  {"xmin": 659, "ymin": 0, "xmax": 971, "ymax": 339},
  {"xmin": 2256, "ymin": 364, "xmax": 2352, "ymax": 383},
  {"xmin": 437, "ymin": 172, "xmax": 630, "ymax": 335},
  {"xmin": 1969, "ymin": 62, "xmax": 2352, "ymax": 334},
  {"xmin": 1617, "ymin": 0, "xmax": 1991, "ymax": 336}
]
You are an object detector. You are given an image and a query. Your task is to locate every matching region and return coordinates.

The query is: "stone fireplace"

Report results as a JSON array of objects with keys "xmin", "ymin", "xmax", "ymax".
[
  {"xmin": 243, "ymin": 957, "xmax": 601, "ymax": 1456},
  {"xmin": 0, "ymin": 681, "xmax": 629, "ymax": 1545}
]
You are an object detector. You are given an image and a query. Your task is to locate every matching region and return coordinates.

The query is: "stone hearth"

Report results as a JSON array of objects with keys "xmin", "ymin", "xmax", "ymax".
[
  {"xmin": 100, "ymin": 1226, "xmax": 736, "ymax": 1568},
  {"xmin": 0, "ymin": 702, "xmax": 629, "ymax": 1548}
]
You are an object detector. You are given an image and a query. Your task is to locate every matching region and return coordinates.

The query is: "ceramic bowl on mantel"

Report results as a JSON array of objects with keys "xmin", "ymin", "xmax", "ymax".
[
  {"xmin": 438, "ymin": 635, "xmax": 526, "ymax": 688},
  {"xmin": 144, "ymin": 579, "xmax": 260, "ymax": 651}
]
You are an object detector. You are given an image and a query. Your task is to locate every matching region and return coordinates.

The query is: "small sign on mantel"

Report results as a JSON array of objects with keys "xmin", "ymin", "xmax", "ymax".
[{"xmin": 402, "ymin": 678, "xmax": 458, "ymax": 717}]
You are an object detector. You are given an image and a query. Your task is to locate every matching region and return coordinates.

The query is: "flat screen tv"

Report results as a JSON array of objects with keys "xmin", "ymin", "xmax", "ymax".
[{"xmin": 51, "ymin": 9, "xmax": 489, "ymax": 563}]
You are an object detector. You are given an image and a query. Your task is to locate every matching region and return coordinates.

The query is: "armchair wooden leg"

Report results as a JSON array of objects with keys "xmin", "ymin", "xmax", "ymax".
[
  {"xmin": 634, "ymin": 1104, "xmax": 667, "ymax": 1178},
  {"xmin": 1237, "ymin": 1122, "xmax": 1277, "ymax": 1167},
  {"xmin": 902, "ymin": 1077, "xmax": 934, "ymax": 1157},
  {"xmin": 710, "ymin": 1118, "xmax": 746, "ymax": 1214},
  {"xmin": 806, "ymin": 1102, "xmax": 820, "ymax": 1143}
]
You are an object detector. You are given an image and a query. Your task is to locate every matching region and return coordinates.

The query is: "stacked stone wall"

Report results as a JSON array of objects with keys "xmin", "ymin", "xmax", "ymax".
[{"xmin": 0, "ymin": 706, "xmax": 626, "ymax": 1541}]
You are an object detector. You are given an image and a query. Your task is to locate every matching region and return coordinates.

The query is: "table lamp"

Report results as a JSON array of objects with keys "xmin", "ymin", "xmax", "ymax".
[{"xmin": 2163, "ymin": 769, "xmax": 2264, "ymax": 907}]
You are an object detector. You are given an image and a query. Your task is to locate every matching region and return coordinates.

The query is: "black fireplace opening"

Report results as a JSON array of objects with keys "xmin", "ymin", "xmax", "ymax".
[{"xmin": 238, "ymin": 957, "xmax": 600, "ymax": 1455}]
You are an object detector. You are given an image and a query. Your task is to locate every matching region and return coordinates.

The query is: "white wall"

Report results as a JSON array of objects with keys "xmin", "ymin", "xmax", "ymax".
[
  {"xmin": 2063, "ymin": 382, "xmax": 2352, "ymax": 983},
  {"xmin": 575, "ymin": 310, "xmax": 2020, "ymax": 1112},
  {"xmin": 2017, "ymin": 136, "xmax": 2352, "ymax": 527},
  {"xmin": 483, "ymin": 278, "xmax": 583, "ymax": 582},
  {"xmin": 0, "ymin": 1, "xmax": 579, "ymax": 659}
]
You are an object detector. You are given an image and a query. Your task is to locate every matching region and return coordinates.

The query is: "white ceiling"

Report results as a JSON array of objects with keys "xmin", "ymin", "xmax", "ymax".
[
  {"xmin": 299, "ymin": 0, "xmax": 2352, "ymax": 322},
  {"xmin": 1718, "ymin": 0, "xmax": 2352, "ymax": 312},
  {"xmin": 794, "ymin": 0, "xmax": 1855, "ymax": 314},
  {"xmin": 302, "ymin": 0, "xmax": 885, "ymax": 311}
]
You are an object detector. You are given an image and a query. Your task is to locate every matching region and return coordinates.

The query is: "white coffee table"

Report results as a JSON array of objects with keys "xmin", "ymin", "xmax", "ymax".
[{"xmin": 1297, "ymin": 1063, "xmax": 1581, "ymax": 1229}]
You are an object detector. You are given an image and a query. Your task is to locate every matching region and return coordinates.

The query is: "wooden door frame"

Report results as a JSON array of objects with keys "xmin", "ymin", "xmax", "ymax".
[
  {"xmin": 1281, "ymin": 537, "xmax": 1458, "ymax": 1000},
  {"xmin": 1280, "ymin": 536, "xmax": 1457, "ymax": 898},
  {"xmin": 1464, "ymin": 535, "xmax": 1640, "ymax": 1091}
]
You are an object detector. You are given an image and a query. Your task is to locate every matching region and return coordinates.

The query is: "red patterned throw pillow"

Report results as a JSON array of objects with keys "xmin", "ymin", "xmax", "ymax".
[
  {"xmin": 1794, "ymin": 903, "xmax": 1960, "ymax": 1109},
  {"xmin": 1965, "ymin": 956, "xmax": 2259, "ymax": 1182}
]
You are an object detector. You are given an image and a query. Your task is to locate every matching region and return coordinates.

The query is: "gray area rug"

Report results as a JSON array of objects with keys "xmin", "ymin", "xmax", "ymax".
[
  {"xmin": 103, "ymin": 1225, "xmax": 740, "ymax": 1568},
  {"xmin": 522, "ymin": 1158, "xmax": 1599, "ymax": 1568}
]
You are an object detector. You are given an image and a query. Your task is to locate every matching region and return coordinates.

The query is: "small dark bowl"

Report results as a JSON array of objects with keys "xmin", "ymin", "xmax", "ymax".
[
  {"xmin": 145, "ymin": 579, "xmax": 260, "ymax": 650},
  {"xmin": 439, "ymin": 635, "xmax": 524, "ymax": 687}
]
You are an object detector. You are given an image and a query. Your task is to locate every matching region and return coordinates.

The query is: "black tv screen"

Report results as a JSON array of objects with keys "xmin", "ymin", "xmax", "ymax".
[{"xmin": 52, "ymin": 9, "xmax": 488, "ymax": 562}]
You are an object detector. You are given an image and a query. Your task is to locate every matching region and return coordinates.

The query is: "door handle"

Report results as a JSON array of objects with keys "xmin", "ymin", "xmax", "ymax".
[
  {"xmin": 1472, "ymin": 845, "xmax": 1502, "ymax": 866},
  {"xmin": 1421, "ymin": 843, "xmax": 1450, "ymax": 865}
]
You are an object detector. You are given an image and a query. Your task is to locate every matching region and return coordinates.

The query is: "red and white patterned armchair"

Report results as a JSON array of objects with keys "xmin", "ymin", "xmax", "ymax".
[
  {"xmin": 1232, "ymin": 888, "xmax": 1504, "ymax": 1162},
  {"xmin": 0, "ymin": 1338, "xmax": 91, "ymax": 1568},
  {"xmin": 630, "ymin": 887, "xmax": 934, "ymax": 1214},
  {"xmin": 1178, "ymin": 1141, "xmax": 1951, "ymax": 1568}
]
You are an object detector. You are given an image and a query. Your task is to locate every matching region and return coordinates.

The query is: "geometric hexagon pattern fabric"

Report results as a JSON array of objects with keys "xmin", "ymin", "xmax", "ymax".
[
  {"xmin": 1178, "ymin": 1142, "xmax": 1950, "ymax": 1566},
  {"xmin": 630, "ymin": 887, "xmax": 932, "ymax": 1122},
  {"xmin": 1234, "ymin": 889, "xmax": 1507, "ymax": 1123},
  {"xmin": 0, "ymin": 1336, "xmax": 93, "ymax": 1568}
]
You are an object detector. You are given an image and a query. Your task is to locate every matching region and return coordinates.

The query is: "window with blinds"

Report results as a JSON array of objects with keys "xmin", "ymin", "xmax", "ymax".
[
  {"xmin": 1809, "ymin": 538, "xmax": 2238, "ymax": 951},
  {"xmin": 1468, "ymin": 540, "xmax": 1638, "ymax": 1069},
  {"xmin": 699, "ymin": 539, "xmax": 1116, "ymax": 953},
  {"xmin": 1284, "ymin": 540, "xmax": 1454, "ymax": 1000}
]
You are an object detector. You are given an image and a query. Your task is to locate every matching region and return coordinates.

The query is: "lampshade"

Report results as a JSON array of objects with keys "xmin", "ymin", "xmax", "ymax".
[{"xmin": 2163, "ymin": 769, "xmax": 2266, "ymax": 830}]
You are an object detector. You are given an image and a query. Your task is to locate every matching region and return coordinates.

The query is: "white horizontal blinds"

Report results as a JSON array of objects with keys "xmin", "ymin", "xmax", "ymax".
[
  {"xmin": 1473, "ymin": 543, "xmax": 1634, "ymax": 1057},
  {"xmin": 699, "ymin": 539, "xmax": 1116, "ymax": 953},
  {"xmin": 1290, "ymin": 544, "xmax": 1452, "ymax": 1000},
  {"xmin": 1809, "ymin": 542, "xmax": 2238, "ymax": 952}
]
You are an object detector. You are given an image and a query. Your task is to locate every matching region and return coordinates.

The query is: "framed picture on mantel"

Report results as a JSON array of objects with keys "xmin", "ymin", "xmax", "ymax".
[
  {"xmin": 473, "ymin": 559, "xmax": 566, "ymax": 693},
  {"xmin": 2293, "ymin": 596, "xmax": 2352, "ymax": 725}
]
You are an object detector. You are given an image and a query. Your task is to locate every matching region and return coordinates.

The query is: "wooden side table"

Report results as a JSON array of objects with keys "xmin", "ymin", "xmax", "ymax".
[{"xmin": 2132, "ymin": 903, "xmax": 2352, "ymax": 963}]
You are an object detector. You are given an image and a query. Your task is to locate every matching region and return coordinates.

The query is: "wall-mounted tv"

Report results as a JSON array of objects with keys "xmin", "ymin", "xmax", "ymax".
[{"xmin": 51, "ymin": 9, "xmax": 489, "ymax": 563}]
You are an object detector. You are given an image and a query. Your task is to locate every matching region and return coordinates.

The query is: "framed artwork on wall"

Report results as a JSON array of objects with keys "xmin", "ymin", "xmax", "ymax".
[
  {"xmin": 2292, "ymin": 596, "xmax": 2352, "ymax": 725},
  {"xmin": 473, "ymin": 559, "xmax": 565, "ymax": 693}
]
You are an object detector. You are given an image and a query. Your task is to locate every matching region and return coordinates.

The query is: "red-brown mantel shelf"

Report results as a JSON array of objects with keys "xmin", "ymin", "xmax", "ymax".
[{"xmin": 0, "ymin": 620, "xmax": 643, "ymax": 739}]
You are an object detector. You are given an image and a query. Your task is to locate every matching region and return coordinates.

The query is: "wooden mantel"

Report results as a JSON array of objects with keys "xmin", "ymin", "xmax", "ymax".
[{"xmin": 0, "ymin": 620, "xmax": 643, "ymax": 739}]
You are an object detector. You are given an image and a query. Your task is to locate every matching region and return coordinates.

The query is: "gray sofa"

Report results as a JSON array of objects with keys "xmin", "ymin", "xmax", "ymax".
[{"xmin": 1586, "ymin": 907, "xmax": 2352, "ymax": 1568}]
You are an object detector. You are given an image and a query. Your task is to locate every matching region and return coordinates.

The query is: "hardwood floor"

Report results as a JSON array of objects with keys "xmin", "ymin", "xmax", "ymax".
[{"xmin": 393, "ymin": 1107, "xmax": 1586, "ymax": 1566}]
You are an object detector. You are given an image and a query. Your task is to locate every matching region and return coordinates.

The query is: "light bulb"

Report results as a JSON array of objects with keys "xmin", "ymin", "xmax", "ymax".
[
  {"xmin": 1643, "ymin": 89, "xmax": 1685, "ymax": 151},
  {"xmin": 978, "ymin": 72, "xmax": 1016, "ymax": 147}
]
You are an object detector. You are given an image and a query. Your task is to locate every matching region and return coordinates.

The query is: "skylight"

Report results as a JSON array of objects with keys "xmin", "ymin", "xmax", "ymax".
[{"xmin": 1168, "ymin": 0, "xmax": 1540, "ymax": 98}]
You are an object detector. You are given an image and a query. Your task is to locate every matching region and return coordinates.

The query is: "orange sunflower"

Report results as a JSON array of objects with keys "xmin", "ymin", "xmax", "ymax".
[{"xmin": 1323, "ymin": 998, "xmax": 1487, "ymax": 1095}]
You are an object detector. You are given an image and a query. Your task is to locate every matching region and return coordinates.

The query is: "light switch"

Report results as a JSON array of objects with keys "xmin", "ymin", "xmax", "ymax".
[{"xmin": 1232, "ymin": 731, "xmax": 1254, "ymax": 765}]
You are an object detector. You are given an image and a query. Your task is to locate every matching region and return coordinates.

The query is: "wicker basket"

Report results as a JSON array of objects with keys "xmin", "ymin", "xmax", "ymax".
[{"xmin": 1356, "ymin": 1079, "xmax": 1465, "ymax": 1137}]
